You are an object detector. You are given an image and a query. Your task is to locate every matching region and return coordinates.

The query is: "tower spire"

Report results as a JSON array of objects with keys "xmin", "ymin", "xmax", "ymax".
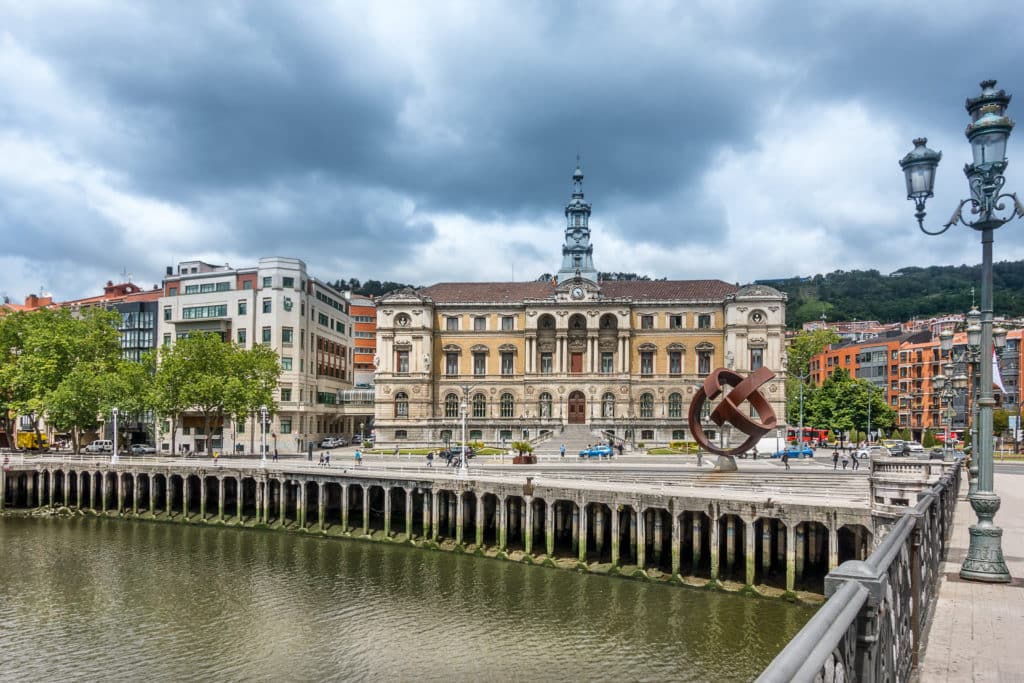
[{"xmin": 557, "ymin": 158, "xmax": 597, "ymax": 283}]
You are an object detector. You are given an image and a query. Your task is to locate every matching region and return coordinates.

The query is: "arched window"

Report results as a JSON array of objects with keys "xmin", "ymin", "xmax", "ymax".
[
  {"xmin": 640, "ymin": 392, "xmax": 654, "ymax": 418},
  {"xmin": 539, "ymin": 392, "xmax": 552, "ymax": 418},
  {"xmin": 668, "ymin": 392, "xmax": 683, "ymax": 418},
  {"xmin": 444, "ymin": 393, "xmax": 459, "ymax": 418},
  {"xmin": 602, "ymin": 392, "xmax": 615, "ymax": 418},
  {"xmin": 473, "ymin": 393, "xmax": 487, "ymax": 418},
  {"xmin": 500, "ymin": 393, "xmax": 515, "ymax": 418},
  {"xmin": 395, "ymin": 392, "xmax": 409, "ymax": 418}
]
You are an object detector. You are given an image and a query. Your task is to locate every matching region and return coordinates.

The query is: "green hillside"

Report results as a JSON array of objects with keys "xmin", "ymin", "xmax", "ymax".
[{"xmin": 757, "ymin": 261, "xmax": 1024, "ymax": 328}]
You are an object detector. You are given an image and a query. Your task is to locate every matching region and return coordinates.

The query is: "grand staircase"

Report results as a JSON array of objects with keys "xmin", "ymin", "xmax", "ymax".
[{"xmin": 535, "ymin": 424, "xmax": 605, "ymax": 456}]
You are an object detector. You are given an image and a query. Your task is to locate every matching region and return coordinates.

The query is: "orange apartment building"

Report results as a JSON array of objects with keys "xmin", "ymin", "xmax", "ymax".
[
  {"xmin": 810, "ymin": 328, "xmax": 1024, "ymax": 441},
  {"xmin": 348, "ymin": 293, "xmax": 377, "ymax": 386}
]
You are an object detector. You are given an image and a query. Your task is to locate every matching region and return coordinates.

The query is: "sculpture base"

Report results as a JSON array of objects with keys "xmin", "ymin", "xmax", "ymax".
[
  {"xmin": 960, "ymin": 491, "xmax": 1012, "ymax": 583},
  {"xmin": 713, "ymin": 455, "xmax": 738, "ymax": 472}
]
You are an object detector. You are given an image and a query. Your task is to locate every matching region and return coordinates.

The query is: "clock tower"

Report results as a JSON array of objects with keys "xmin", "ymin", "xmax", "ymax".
[{"xmin": 557, "ymin": 160, "xmax": 598, "ymax": 283}]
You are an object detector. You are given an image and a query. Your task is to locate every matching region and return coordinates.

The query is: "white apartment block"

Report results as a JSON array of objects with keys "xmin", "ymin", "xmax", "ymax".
[{"xmin": 157, "ymin": 256, "xmax": 364, "ymax": 455}]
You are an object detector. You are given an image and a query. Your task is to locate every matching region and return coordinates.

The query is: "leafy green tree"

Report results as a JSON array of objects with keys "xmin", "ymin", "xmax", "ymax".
[
  {"xmin": 45, "ymin": 363, "xmax": 106, "ymax": 453},
  {"xmin": 225, "ymin": 343, "xmax": 281, "ymax": 453},
  {"xmin": 785, "ymin": 329, "xmax": 841, "ymax": 426},
  {"xmin": 922, "ymin": 429, "xmax": 937, "ymax": 448},
  {"xmin": 993, "ymin": 409, "xmax": 1010, "ymax": 436},
  {"xmin": 804, "ymin": 368, "xmax": 895, "ymax": 443}
]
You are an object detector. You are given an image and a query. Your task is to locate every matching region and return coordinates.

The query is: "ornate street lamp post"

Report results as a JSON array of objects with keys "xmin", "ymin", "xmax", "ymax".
[
  {"xmin": 899, "ymin": 79, "xmax": 1022, "ymax": 583},
  {"xmin": 111, "ymin": 406, "xmax": 119, "ymax": 464},
  {"xmin": 458, "ymin": 383, "xmax": 473, "ymax": 477},
  {"xmin": 260, "ymin": 405, "xmax": 268, "ymax": 467}
]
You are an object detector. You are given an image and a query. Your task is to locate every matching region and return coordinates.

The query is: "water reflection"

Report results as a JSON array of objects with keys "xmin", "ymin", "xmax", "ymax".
[{"xmin": 0, "ymin": 517, "xmax": 814, "ymax": 682}]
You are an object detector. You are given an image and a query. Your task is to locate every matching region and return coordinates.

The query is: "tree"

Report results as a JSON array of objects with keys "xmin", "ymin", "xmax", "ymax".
[
  {"xmin": 922, "ymin": 429, "xmax": 937, "ymax": 448},
  {"xmin": 804, "ymin": 368, "xmax": 895, "ymax": 443},
  {"xmin": 224, "ymin": 344, "xmax": 281, "ymax": 452},
  {"xmin": 993, "ymin": 408, "xmax": 1010, "ymax": 436},
  {"xmin": 4, "ymin": 308, "xmax": 120, "ymax": 449},
  {"xmin": 44, "ymin": 363, "xmax": 106, "ymax": 453},
  {"xmin": 785, "ymin": 329, "xmax": 841, "ymax": 426}
]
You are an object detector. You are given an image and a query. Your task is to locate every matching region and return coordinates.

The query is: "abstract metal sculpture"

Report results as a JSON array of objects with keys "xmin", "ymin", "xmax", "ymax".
[{"xmin": 687, "ymin": 366, "xmax": 778, "ymax": 456}]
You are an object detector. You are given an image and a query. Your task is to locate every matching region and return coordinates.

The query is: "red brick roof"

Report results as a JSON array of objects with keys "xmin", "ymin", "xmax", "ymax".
[{"xmin": 419, "ymin": 279, "xmax": 738, "ymax": 304}]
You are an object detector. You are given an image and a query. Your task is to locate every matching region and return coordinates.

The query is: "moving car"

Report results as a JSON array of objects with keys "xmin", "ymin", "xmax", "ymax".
[
  {"xmin": 130, "ymin": 444, "xmax": 156, "ymax": 454},
  {"xmin": 771, "ymin": 445, "xmax": 814, "ymax": 459},
  {"xmin": 855, "ymin": 445, "xmax": 891, "ymax": 459},
  {"xmin": 85, "ymin": 439, "xmax": 113, "ymax": 453},
  {"xmin": 578, "ymin": 445, "xmax": 613, "ymax": 459},
  {"xmin": 906, "ymin": 442, "xmax": 925, "ymax": 455}
]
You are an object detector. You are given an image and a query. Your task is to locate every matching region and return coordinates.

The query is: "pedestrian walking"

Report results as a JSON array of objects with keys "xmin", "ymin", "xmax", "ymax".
[
  {"xmin": 752, "ymin": 447, "xmax": 758, "ymax": 460},
  {"xmin": 213, "ymin": 450, "xmax": 219, "ymax": 467},
  {"xmin": 696, "ymin": 450, "xmax": 703, "ymax": 467},
  {"xmin": 842, "ymin": 452, "xmax": 849, "ymax": 470},
  {"xmin": 272, "ymin": 448, "xmax": 278, "ymax": 462},
  {"xmin": 851, "ymin": 453, "xmax": 859, "ymax": 470},
  {"xmin": 781, "ymin": 451, "xmax": 790, "ymax": 470},
  {"xmin": 325, "ymin": 452, "xmax": 331, "ymax": 467},
  {"xmin": 318, "ymin": 453, "xmax": 324, "ymax": 466},
  {"xmin": 832, "ymin": 450, "xmax": 839, "ymax": 470},
  {"xmin": 354, "ymin": 448, "xmax": 362, "ymax": 466},
  {"xmin": 394, "ymin": 445, "xmax": 400, "ymax": 459},
  {"xmin": 560, "ymin": 444, "xmax": 566, "ymax": 458},
  {"xmin": 427, "ymin": 450, "xmax": 434, "ymax": 467}
]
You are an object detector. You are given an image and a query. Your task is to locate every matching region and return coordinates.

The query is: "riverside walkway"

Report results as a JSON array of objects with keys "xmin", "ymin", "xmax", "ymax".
[{"xmin": 919, "ymin": 468, "xmax": 1024, "ymax": 682}]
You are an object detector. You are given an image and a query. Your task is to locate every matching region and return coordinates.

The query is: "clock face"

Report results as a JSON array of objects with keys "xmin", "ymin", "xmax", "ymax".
[{"xmin": 571, "ymin": 287, "xmax": 584, "ymax": 300}]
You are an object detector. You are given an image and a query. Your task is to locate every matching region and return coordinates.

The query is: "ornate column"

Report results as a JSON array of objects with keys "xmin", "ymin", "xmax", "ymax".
[
  {"xmin": 795, "ymin": 523, "xmax": 805, "ymax": 583},
  {"xmin": 545, "ymin": 500, "xmax": 555, "ymax": 557},
  {"xmin": 455, "ymin": 491, "xmax": 464, "ymax": 545},
  {"xmin": 339, "ymin": 483, "xmax": 348, "ymax": 531},
  {"xmin": 431, "ymin": 490, "xmax": 440, "ymax": 541},
  {"xmin": 523, "ymin": 496, "xmax": 534, "ymax": 554},
  {"xmin": 709, "ymin": 513, "xmax": 720, "ymax": 580},
  {"xmin": 406, "ymin": 487, "xmax": 415, "ymax": 541},
  {"xmin": 498, "ymin": 495, "xmax": 508, "ymax": 550},
  {"xmin": 671, "ymin": 512, "xmax": 681, "ymax": 576},
  {"xmin": 361, "ymin": 484, "xmax": 370, "ymax": 536},
  {"xmin": 745, "ymin": 518, "xmax": 756, "ymax": 586},
  {"xmin": 828, "ymin": 524, "xmax": 839, "ymax": 570},
  {"xmin": 610, "ymin": 507, "xmax": 618, "ymax": 565},
  {"xmin": 578, "ymin": 503, "xmax": 588, "ymax": 563},
  {"xmin": 199, "ymin": 477, "xmax": 207, "ymax": 520},
  {"xmin": 475, "ymin": 494, "xmax": 484, "ymax": 547},
  {"xmin": 318, "ymin": 482, "xmax": 326, "ymax": 531},
  {"xmin": 785, "ymin": 522, "xmax": 796, "ymax": 592},
  {"xmin": 636, "ymin": 507, "xmax": 646, "ymax": 570}
]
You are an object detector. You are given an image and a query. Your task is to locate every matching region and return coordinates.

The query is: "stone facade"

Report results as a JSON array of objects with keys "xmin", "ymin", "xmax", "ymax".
[{"xmin": 373, "ymin": 167, "xmax": 788, "ymax": 447}]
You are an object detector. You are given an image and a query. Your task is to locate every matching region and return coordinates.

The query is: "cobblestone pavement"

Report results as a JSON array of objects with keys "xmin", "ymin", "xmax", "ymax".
[{"xmin": 920, "ymin": 472, "xmax": 1024, "ymax": 682}]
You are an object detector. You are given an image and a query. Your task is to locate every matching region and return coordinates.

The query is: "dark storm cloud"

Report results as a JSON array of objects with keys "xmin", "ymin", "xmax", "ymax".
[{"xmin": 1, "ymin": 1, "xmax": 1023, "ymax": 299}]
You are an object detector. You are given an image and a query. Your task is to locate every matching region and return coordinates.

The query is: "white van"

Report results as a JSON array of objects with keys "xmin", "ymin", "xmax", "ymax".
[{"xmin": 85, "ymin": 439, "xmax": 113, "ymax": 453}]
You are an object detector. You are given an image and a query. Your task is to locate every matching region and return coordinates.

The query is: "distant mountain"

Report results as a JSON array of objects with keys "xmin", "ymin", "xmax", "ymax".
[{"xmin": 758, "ymin": 261, "xmax": 1024, "ymax": 328}]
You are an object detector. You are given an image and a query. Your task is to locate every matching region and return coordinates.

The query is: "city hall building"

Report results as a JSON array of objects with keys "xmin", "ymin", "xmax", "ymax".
[{"xmin": 373, "ymin": 166, "xmax": 787, "ymax": 447}]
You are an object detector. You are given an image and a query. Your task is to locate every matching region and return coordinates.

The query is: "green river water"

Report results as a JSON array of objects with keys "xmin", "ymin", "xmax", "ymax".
[{"xmin": 0, "ymin": 516, "xmax": 813, "ymax": 681}]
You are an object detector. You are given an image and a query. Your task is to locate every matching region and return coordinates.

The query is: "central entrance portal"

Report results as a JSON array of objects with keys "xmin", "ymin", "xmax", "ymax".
[{"xmin": 568, "ymin": 391, "xmax": 586, "ymax": 424}]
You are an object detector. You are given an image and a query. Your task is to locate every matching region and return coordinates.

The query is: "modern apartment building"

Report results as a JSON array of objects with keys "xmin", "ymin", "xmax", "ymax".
[
  {"xmin": 158, "ymin": 257, "xmax": 366, "ymax": 455},
  {"xmin": 348, "ymin": 293, "xmax": 377, "ymax": 386}
]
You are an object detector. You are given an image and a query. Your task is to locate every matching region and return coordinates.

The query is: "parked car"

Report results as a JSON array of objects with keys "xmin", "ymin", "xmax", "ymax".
[
  {"xmin": 319, "ymin": 437, "xmax": 346, "ymax": 448},
  {"xmin": 440, "ymin": 446, "xmax": 475, "ymax": 465},
  {"xmin": 771, "ymin": 445, "xmax": 814, "ymax": 459},
  {"xmin": 352, "ymin": 434, "xmax": 363, "ymax": 445},
  {"xmin": 579, "ymin": 445, "xmax": 613, "ymax": 459},
  {"xmin": 906, "ymin": 442, "xmax": 925, "ymax": 456},
  {"xmin": 130, "ymin": 444, "xmax": 156, "ymax": 454},
  {"xmin": 855, "ymin": 445, "xmax": 891, "ymax": 459},
  {"xmin": 85, "ymin": 439, "xmax": 113, "ymax": 454}
]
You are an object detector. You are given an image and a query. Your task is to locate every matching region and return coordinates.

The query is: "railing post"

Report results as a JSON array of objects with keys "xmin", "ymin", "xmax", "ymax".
[
  {"xmin": 910, "ymin": 518, "xmax": 923, "ymax": 670},
  {"xmin": 824, "ymin": 561, "xmax": 890, "ymax": 683}
]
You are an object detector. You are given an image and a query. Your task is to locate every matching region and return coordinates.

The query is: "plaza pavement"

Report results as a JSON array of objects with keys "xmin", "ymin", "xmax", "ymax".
[{"xmin": 920, "ymin": 467, "xmax": 1024, "ymax": 682}]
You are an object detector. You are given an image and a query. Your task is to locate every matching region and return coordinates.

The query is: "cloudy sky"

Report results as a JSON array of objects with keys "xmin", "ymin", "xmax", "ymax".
[{"xmin": 2, "ymin": 1, "xmax": 1023, "ymax": 301}]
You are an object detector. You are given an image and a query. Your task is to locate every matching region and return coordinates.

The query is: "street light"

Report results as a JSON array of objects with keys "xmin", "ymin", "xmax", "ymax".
[
  {"xmin": 260, "ymin": 405, "xmax": 268, "ymax": 467},
  {"xmin": 111, "ymin": 407, "xmax": 119, "ymax": 464},
  {"xmin": 898, "ymin": 79, "xmax": 1022, "ymax": 583},
  {"xmin": 459, "ymin": 394, "xmax": 469, "ymax": 477}
]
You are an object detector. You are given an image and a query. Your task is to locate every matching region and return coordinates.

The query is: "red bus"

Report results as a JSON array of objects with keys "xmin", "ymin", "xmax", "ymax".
[{"xmin": 787, "ymin": 428, "xmax": 831, "ymax": 445}]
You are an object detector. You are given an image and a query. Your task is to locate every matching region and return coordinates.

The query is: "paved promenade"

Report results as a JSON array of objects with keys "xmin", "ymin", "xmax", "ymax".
[{"xmin": 920, "ymin": 468, "xmax": 1024, "ymax": 682}]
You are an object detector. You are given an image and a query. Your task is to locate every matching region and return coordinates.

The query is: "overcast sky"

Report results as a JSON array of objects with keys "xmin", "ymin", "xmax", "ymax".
[{"xmin": 2, "ymin": 1, "xmax": 1023, "ymax": 301}]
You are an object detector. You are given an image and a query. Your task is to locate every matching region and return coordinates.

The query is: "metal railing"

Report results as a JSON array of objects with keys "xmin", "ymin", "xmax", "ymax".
[{"xmin": 757, "ymin": 462, "xmax": 960, "ymax": 683}]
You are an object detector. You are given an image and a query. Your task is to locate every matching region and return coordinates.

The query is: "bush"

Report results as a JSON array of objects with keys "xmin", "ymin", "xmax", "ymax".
[
  {"xmin": 636, "ymin": 442, "xmax": 645, "ymax": 449},
  {"xmin": 510, "ymin": 440, "xmax": 534, "ymax": 455},
  {"xmin": 922, "ymin": 429, "xmax": 936, "ymax": 448}
]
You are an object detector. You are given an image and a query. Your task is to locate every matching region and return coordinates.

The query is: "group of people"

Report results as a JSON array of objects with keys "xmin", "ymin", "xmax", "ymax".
[
  {"xmin": 316, "ymin": 452, "xmax": 332, "ymax": 467},
  {"xmin": 832, "ymin": 449, "xmax": 861, "ymax": 470}
]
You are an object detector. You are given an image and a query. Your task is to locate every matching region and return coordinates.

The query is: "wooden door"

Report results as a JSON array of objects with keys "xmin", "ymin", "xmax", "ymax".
[
  {"xmin": 568, "ymin": 391, "xmax": 586, "ymax": 424},
  {"xmin": 570, "ymin": 352, "xmax": 583, "ymax": 374}
]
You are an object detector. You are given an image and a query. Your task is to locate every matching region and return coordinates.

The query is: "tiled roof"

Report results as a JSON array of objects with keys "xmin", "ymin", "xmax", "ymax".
[{"xmin": 419, "ymin": 279, "xmax": 740, "ymax": 304}]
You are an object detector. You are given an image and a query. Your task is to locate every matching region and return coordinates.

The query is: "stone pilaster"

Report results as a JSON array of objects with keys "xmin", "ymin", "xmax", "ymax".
[
  {"xmin": 498, "ymin": 495, "xmax": 508, "ymax": 550},
  {"xmin": 726, "ymin": 517, "xmax": 735, "ymax": 573},
  {"xmin": 361, "ymin": 485, "xmax": 370, "ymax": 536},
  {"xmin": 523, "ymin": 496, "xmax": 534, "ymax": 554},
  {"xmin": 671, "ymin": 512, "xmax": 681, "ymax": 576},
  {"xmin": 745, "ymin": 518, "xmax": 756, "ymax": 586},
  {"xmin": 431, "ymin": 490, "xmax": 440, "ymax": 541},
  {"xmin": 475, "ymin": 494, "xmax": 484, "ymax": 547},
  {"xmin": 786, "ymin": 522, "xmax": 796, "ymax": 592},
  {"xmin": 636, "ymin": 507, "xmax": 646, "ymax": 570},
  {"xmin": 578, "ymin": 503, "xmax": 588, "ymax": 563},
  {"xmin": 318, "ymin": 482, "xmax": 326, "ymax": 531},
  {"xmin": 795, "ymin": 523, "xmax": 805, "ymax": 583},
  {"xmin": 709, "ymin": 513, "xmax": 720, "ymax": 580},
  {"xmin": 609, "ymin": 506, "xmax": 618, "ymax": 565},
  {"xmin": 692, "ymin": 514, "xmax": 703, "ymax": 569},
  {"xmin": 455, "ymin": 491, "xmax": 464, "ymax": 545},
  {"xmin": 652, "ymin": 511, "xmax": 663, "ymax": 565},
  {"xmin": 218, "ymin": 478, "xmax": 225, "ymax": 521},
  {"xmin": 545, "ymin": 500, "xmax": 555, "ymax": 557},
  {"xmin": 384, "ymin": 487, "xmax": 393, "ymax": 537},
  {"xmin": 406, "ymin": 488, "xmax": 415, "ymax": 541}
]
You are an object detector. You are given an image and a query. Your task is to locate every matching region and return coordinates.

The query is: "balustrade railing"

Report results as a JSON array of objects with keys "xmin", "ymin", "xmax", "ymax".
[{"xmin": 757, "ymin": 462, "xmax": 960, "ymax": 683}]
